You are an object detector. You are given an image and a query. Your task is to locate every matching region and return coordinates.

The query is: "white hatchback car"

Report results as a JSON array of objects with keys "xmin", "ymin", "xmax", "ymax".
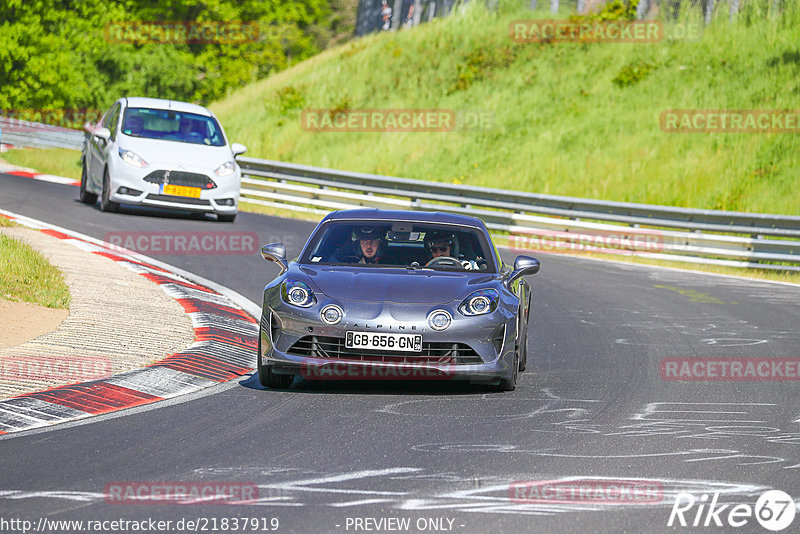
[{"xmin": 81, "ymin": 97, "xmax": 246, "ymax": 222}]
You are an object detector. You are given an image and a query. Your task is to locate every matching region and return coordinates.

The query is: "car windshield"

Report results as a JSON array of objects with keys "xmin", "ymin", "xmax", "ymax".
[
  {"xmin": 300, "ymin": 221, "xmax": 496, "ymax": 273},
  {"xmin": 120, "ymin": 107, "xmax": 226, "ymax": 147}
]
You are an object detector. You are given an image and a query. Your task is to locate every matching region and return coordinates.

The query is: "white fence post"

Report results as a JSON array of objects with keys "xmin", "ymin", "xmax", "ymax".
[
  {"xmin": 704, "ymin": 0, "xmax": 715, "ymax": 24},
  {"xmin": 729, "ymin": 0, "xmax": 739, "ymax": 21},
  {"xmin": 636, "ymin": 0, "xmax": 650, "ymax": 19}
]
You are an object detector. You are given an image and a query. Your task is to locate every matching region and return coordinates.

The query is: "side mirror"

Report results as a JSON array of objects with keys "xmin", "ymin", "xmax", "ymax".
[
  {"xmin": 261, "ymin": 243, "xmax": 288, "ymax": 275},
  {"xmin": 231, "ymin": 143, "xmax": 247, "ymax": 157},
  {"xmin": 94, "ymin": 127, "xmax": 111, "ymax": 141},
  {"xmin": 508, "ymin": 255, "xmax": 540, "ymax": 284}
]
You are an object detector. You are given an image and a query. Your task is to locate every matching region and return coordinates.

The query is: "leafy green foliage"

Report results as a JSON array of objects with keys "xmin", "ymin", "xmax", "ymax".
[
  {"xmin": 594, "ymin": 0, "xmax": 640, "ymax": 21},
  {"xmin": 612, "ymin": 60, "xmax": 657, "ymax": 87},
  {"xmin": 450, "ymin": 47, "xmax": 517, "ymax": 94},
  {"xmin": 274, "ymin": 86, "xmax": 307, "ymax": 114},
  {"xmin": 0, "ymin": 0, "xmax": 350, "ymax": 113}
]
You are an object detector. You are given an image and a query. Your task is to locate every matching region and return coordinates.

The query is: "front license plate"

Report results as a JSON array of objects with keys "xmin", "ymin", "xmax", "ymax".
[
  {"xmin": 163, "ymin": 184, "xmax": 201, "ymax": 198},
  {"xmin": 346, "ymin": 331, "xmax": 422, "ymax": 352}
]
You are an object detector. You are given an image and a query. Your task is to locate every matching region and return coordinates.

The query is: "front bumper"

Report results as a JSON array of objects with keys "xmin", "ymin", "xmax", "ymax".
[
  {"xmin": 259, "ymin": 295, "xmax": 518, "ymax": 384},
  {"xmin": 108, "ymin": 159, "xmax": 240, "ymax": 214}
]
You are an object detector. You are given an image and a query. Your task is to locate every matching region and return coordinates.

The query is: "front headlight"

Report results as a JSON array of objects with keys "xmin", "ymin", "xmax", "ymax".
[
  {"xmin": 118, "ymin": 148, "xmax": 148, "ymax": 168},
  {"xmin": 320, "ymin": 304, "xmax": 343, "ymax": 325},
  {"xmin": 281, "ymin": 280, "xmax": 316, "ymax": 308},
  {"xmin": 214, "ymin": 161, "xmax": 236, "ymax": 177},
  {"xmin": 427, "ymin": 309, "xmax": 452, "ymax": 331},
  {"xmin": 458, "ymin": 289, "xmax": 499, "ymax": 316}
]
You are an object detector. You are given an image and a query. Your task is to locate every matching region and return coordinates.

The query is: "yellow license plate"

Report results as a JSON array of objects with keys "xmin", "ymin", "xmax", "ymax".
[{"xmin": 163, "ymin": 184, "xmax": 201, "ymax": 198}]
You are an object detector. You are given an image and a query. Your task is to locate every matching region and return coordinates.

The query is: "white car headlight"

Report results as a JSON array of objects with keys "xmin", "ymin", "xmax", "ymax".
[
  {"xmin": 118, "ymin": 148, "xmax": 148, "ymax": 168},
  {"xmin": 458, "ymin": 289, "xmax": 499, "ymax": 316},
  {"xmin": 214, "ymin": 161, "xmax": 236, "ymax": 177}
]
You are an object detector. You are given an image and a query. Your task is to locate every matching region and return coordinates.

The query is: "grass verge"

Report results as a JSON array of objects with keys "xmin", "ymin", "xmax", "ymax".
[
  {"xmin": 1, "ymin": 147, "xmax": 82, "ymax": 180},
  {"xmin": 0, "ymin": 233, "xmax": 71, "ymax": 309}
]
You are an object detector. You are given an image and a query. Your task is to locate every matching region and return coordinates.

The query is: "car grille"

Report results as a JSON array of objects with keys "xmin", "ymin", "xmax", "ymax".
[
  {"xmin": 145, "ymin": 194, "xmax": 211, "ymax": 206},
  {"xmin": 143, "ymin": 170, "xmax": 217, "ymax": 189},
  {"xmin": 287, "ymin": 335, "xmax": 483, "ymax": 365}
]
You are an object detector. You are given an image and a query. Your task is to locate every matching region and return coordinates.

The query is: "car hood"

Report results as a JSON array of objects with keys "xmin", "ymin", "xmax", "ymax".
[
  {"xmin": 118, "ymin": 137, "xmax": 233, "ymax": 169},
  {"xmin": 299, "ymin": 266, "xmax": 492, "ymax": 304}
]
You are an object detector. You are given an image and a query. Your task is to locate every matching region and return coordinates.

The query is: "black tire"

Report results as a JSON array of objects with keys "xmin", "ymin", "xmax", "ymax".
[
  {"xmin": 518, "ymin": 301, "xmax": 529, "ymax": 372},
  {"xmin": 79, "ymin": 161, "xmax": 98, "ymax": 204},
  {"xmin": 257, "ymin": 338, "xmax": 293, "ymax": 389},
  {"xmin": 217, "ymin": 213, "xmax": 237, "ymax": 223},
  {"xmin": 497, "ymin": 349, "xmax": 518, "ymax": 392},
  {"xmin": 100, "ymin": 169, "xmax": 119, "ymax": 213},
  {"xmin": 497, "ymin": 325, "xmax": 520, "ymax": 392}
]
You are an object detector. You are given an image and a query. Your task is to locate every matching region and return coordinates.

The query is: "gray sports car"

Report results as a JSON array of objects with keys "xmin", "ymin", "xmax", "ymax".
[{"xmin": 257, "ymin": 209, "xmax": 540, "ymax": 391}]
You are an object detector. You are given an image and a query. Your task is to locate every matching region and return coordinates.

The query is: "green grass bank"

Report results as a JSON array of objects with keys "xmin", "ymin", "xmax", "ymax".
[
  {"xmin": 0, "ymin": 229, "xmax": 71, "ymax": 309},
  {"xmin": 213, "ymin": 1, "xmax": 800, "ymax": 215}
]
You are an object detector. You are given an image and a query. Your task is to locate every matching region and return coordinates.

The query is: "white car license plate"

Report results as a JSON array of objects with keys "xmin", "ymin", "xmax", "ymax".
[{"xmin": 346, "ymin": 331, "xmax": 422, "ymax": 352}]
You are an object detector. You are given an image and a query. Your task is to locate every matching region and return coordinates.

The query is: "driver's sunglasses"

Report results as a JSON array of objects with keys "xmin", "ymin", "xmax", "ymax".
[{"xmin": 429, "ymin": 245, "xmax": 449, "ymax": 253}]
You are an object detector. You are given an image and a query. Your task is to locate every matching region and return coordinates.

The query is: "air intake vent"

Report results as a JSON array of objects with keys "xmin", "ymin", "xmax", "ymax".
[
  {"xmin": 143, "ymin": 170, "xmax": 216, "ymax": 189},
  {"xmin": 287, "ymin": 336, "xmax": 482, "ymax": 365}
]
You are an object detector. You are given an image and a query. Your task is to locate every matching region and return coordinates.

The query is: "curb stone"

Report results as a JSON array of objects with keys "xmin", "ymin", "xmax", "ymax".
[{"xmin": 0, "ymin": 211, "xmax": 259, "ymax": 435}]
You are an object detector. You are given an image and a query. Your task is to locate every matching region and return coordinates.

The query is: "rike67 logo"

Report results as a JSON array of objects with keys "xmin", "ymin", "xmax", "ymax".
[{"xmin": 668, "ymin": 490, "xmax": 796, "ymax": 531}]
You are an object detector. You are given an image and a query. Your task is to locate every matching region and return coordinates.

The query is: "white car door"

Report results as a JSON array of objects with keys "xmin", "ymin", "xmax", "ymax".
[{"xmin": 88, "ymin": 102, "xmax": 120, "ymax": 189}]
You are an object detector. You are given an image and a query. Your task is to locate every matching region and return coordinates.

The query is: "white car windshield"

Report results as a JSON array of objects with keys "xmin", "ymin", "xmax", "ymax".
[{"xmin": 121, "ymin": 108, "xmax": 226, "ymax": 147}]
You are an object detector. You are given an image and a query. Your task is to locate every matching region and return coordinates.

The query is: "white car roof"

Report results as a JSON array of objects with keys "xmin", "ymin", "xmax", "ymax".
[{"xmin": 123, "ymin": 97, "xmax": 212, "ymax": 117}]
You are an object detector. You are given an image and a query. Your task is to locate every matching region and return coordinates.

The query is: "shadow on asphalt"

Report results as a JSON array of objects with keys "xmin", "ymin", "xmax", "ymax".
[
  {"xmin": 73, "ymin": 198, "xmax": 228, "ymax": 223},
  {"xmin": 237, "ymin": 371, "xmax": 503, "ymax": 396}
]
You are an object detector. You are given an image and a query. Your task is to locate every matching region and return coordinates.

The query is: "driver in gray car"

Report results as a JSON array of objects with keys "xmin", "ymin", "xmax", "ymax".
[
  {"xmin": 425, "ymin": 231, "xmax": 457, "ymax": 260},
  {"xmin": 425, "ymin": 231, "xmax": 487, "ymax": 270}
]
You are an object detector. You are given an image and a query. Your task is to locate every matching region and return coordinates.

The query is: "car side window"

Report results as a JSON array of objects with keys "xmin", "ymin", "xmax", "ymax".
[
  {"xmin": 101, "ymin": 105, "xmax": 113, "ymax": 130},
  {"xmin": 107, "ymin": 104, "xmax": 121, "ymax": 141}
]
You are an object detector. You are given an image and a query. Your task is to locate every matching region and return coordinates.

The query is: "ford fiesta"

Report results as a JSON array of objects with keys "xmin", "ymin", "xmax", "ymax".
[
  {"xmin": 258, "ymin": 209, "xmax": 540, "ymax": 391},
  {"xmin": 80, "ymin": 97, "xmax": 246, "ymax": 222}
]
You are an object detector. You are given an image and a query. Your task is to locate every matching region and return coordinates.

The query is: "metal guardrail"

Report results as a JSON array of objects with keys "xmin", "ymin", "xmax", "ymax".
[
  {"xmin": 237, "ymin": 157, "xmax": 800, "ymax": 272},
  {"xmin": 3, "ymin": 119, "xmax": 797, "ymax": 271},
  {"xmin": 0, "ymin": 117, "xmax": 85, "ymax": 150}
]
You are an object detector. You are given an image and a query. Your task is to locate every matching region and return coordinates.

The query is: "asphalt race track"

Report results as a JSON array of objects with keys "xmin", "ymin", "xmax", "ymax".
[{"xmin": 1, "ymin": 171, "xmax": 799, "ymax": 533}]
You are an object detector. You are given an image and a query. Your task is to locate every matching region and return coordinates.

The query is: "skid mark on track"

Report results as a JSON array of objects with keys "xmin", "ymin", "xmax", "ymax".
[
  {"xmin": 0, "ymin": 471, "xmax": 769, "ymax": 517},
  {"xmin": 573, "ymin": 308, "xmax": 798, "ymax": 345},
  {"xmin": 376, "ymin": 393, "xmax": 600, "ymax": 422},
  {"xmin": 644, "ymin": 270, "xmax": 800, "ymax": 306},
  {"xmin": 652, "ymin": 285, "xmax": 728, "ymax": 304},
  {"xmin": 376, "ymin": 392, "xmax": 800, "ymax": 469}
]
